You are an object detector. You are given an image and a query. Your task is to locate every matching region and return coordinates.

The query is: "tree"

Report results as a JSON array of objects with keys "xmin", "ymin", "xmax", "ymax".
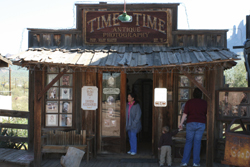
[{"xmin": 224, "ymin": 60, "xmax": 248, "ymax": 87}]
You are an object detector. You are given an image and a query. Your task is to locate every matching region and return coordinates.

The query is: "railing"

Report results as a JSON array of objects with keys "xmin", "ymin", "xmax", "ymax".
[{"xmin": 0, "ymin": 109, "xmax": 29, "ymax": 144}]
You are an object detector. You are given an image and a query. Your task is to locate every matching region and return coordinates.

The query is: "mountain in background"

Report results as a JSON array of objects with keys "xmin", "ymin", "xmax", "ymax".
[{"xmin": 227, "ymin": 20, "xmax": 246, "ymax": 58}]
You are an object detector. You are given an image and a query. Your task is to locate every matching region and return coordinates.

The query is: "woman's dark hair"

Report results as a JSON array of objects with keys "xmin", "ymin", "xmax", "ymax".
[
  {"xmin": 128, "ymin": 92, "xmax": 138, "ymax": 104},
  {"xmin": 193, "ymin": 88, "xmax": 202, "ymax": 99}
]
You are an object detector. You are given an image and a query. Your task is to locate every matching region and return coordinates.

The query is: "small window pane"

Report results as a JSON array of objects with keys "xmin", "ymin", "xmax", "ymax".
[
  {"xmin": 60, "ymin": 88, "xmax": 72, "ymax": 100},
  {"xmin": 178, "ymin": 89, "xmax": 190, "ymax": 100},
  {"xmin": 179, "ymin": 76, "xmax": 190, "ymax": 87},
  {"xmin": 46, "ymin": 114, "xmax": 58, "ymax": 126},
  {"xmin": 47, "ymin": 74, "xmax": 59, "ymax": 86},
  {"xmin": 232, "ymin": 105, "xmax": 239, "ymax": 116},
  {"xmin": 47, "ymin": 87, "xmax": 58, "ymax": 100},
  {"xmin": 60, "ymin": 101, "xmax": 72, "ymax": 113},
  {"xmin": 195, "ymin": 75, "xmax": 204, "ymax": 86},
  {"xmin": 60, "ymin": 74, "xmax": 73, "ymax": 86},
  {"xmin": 178, "ymin": 102, "xmax": 186, "ymax": 115},
  {"xmin": 46, "ymin": 101, "xmax": 58, "ymax": 113},
  {"xmin": 240, "ymin": 106, "xmax": 248, "ymax": 117},
  {"xmin": 59, "ymin": 114, "xmax": 72, "ymax": 127}
]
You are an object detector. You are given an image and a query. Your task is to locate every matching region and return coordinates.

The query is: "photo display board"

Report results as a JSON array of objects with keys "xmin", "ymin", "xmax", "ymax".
[{"xmin": 217, "ymin": 88, "xmax": 250, "ymax": 121}]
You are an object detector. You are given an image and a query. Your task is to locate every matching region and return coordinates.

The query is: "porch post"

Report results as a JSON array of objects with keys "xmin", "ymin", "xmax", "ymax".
[
  {"xmin": 34, "ymin": 68, "xmax": 43, "ymax": 167},
  {"xmin": 206, "ymin": 68, "xmax": 216, "ymax": 167}
]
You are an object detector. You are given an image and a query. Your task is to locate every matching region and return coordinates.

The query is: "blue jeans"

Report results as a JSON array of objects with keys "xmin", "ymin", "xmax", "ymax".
[
  {"xmin": 128, "ymin": 130, "xmax": 137, "ymax": 153},
  {"xmin": 181, "ymin": 122, "xmax": 205, "ymax": 164}
]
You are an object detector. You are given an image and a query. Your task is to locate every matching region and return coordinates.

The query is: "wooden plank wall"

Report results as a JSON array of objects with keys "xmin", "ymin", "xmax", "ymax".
[
  {"xmin": 81, "ymin": 71, "xmax": 97, "ymax": 136},
  {"xmin": 172, "ymin": 31, "xmax": 227, "ymax": 47},
  {"xmin": 152, "ymin": 71, "xmax": 174, "ymax": 156}
]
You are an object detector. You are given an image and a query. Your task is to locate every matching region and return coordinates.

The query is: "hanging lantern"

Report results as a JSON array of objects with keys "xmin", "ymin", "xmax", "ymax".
[{"xmin": 118, "ymin": 0, "xmax": 132, "ymax": 22}]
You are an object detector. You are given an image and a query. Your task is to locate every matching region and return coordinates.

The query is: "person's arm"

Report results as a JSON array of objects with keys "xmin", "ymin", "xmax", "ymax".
[
  {"xmin": 178, "ymin": 113, "xmax": 187, "ymax": 130},
  {"xmin": 171, "ymin": 129, "xmax": 179, "ymax": 136}
]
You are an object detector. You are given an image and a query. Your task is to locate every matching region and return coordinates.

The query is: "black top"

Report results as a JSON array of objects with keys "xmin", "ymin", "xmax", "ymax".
[{"xmin": 158, "ymin": 130, "xmax": 178, "ymax": 148}]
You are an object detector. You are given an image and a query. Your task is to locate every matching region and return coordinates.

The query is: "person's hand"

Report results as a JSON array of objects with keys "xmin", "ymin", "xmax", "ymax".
[
  {"xmin": 178, "ymin": 124, "xmax": 183, "ymax": 130},
  {"xmin": 158, "ymin": 147, "xmax": 161, "ymax": 150}
]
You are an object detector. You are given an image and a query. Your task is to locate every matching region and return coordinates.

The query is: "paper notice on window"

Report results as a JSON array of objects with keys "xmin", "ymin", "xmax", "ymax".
[{"xmin": 154, "ymin": 88, "xmax": 167, "ymax": 107}]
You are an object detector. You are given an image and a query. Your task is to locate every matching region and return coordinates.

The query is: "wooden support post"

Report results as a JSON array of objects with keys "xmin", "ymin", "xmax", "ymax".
[
  {"xmin": 97, "ymin": 71, "xmax": 102, "ymax": 153},
  {"xmin": 120, "ymin": 71, "xmax": 126, "ymax": 153},
  {"xmin": 28, "ymin": 70, "xmax": 34, "ymax": 151},
  {"xmin": 34, "ymin": 68, "xmax": 43, "ymax": 167},
  {"xmin": 206, "ymin": 69, "xmax": 216, "ymax": 167}
]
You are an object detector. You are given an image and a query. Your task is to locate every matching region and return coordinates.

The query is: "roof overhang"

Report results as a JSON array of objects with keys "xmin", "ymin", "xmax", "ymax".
[
  {"xmin": 0, "ymin": 54, "xmax": 12, "ymax": 67},
  {"xmin": 10, "ymin": 45, "xmax": 240, "ymax": 71}
]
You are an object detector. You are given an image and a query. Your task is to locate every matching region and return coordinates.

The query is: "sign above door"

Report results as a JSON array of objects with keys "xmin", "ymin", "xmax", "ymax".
[{"xmin": 84, "ymin": 11, "xmax": 170, "ymax": 44}]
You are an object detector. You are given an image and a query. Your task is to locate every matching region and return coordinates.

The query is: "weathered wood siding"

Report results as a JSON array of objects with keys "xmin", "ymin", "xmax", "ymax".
[
  {"xmin": 153, "ymin": 71, "xmax": 174, "ymax": 156},
  {"xmin": 172, "ymin": 30, "xmax": 227, "ymax": 48}
]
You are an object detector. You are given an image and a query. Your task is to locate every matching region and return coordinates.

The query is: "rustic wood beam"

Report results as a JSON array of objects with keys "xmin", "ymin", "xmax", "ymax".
[
  {"xmin": 0, "ymin": 123, "xmax": 28, "ymax": 129},
  {"xmin": 0, "ymin": 109, "xmax": 29, "ymax": 118},
  {"xmin": 120, "ymin": 71, "xmax": 126, "ymax": 153},
  {"xmin": 181, "ymin": 70, "xmax": 211, "ymax": 100},
  {"xmin": 37, "ymin": 68, "xmax": 67, "ymax": 100},
  {"xmin": 0, "ymin": 136, "xmax": 28, "ymax": 143},
  {"xmin": 34, "ymin": 69, "xmax": 43, "ymax": 167}
]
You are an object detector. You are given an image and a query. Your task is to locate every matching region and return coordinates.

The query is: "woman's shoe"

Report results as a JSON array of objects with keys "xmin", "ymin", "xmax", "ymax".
[
  {"xmin": 127, "ymin": 151, "xmax": 131, "ymax": 154},
  {"xmin": 130, "ymin": 152, "xmax": 136, "ymax": 155}
]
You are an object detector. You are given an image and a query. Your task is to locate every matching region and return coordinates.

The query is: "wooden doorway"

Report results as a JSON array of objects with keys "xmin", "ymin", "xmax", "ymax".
[{"xmin": 126, "ymin": 73, "xmax": 153, "ymax": 155}]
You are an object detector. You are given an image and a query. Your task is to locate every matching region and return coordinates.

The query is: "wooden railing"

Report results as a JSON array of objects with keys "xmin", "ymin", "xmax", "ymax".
[{"xmin": 0, "ymin": 109, "xmax": 29, "ymax": 143}]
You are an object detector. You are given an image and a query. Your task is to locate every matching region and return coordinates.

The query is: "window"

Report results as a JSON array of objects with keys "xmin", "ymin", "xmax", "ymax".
[
  {"xmin": 45, "ymin": 67, "xmax": 74, "ymax": 128},
  {"xmin": 177, "ymin": 68, "xmax": 205, "ymax": 127}
]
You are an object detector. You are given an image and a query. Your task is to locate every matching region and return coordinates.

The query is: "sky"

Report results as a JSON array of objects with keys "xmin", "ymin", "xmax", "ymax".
[{"xmin": 0, "ymin": 0, "xmax": 250, "ymax": 56}]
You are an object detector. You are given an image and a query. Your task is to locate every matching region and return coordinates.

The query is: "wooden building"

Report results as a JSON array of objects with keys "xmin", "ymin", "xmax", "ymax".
[{"xmin": 11, "ymin": 2, "xmax": 239, "ymax": 167}]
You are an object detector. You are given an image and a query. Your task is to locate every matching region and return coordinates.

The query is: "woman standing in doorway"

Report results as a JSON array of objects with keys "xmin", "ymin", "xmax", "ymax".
[{"xmin": 126, "ymin": 92, "xmax": 142, "ymax": 155}]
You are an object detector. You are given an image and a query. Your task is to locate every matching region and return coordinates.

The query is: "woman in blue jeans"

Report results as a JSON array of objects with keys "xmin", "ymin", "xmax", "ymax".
[
  {"xmin": 126, "ymin": 92, "xmax": 142, "ymax": 155},
  {"xmin": 179, "ymin": 88, "xmax": 207, "ymax": 167}
]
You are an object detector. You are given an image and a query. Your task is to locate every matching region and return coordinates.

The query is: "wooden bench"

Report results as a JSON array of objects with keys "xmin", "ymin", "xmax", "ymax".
[{"xmin": 42, "ymin": 130, "xmax": 93, "ymax": 162}]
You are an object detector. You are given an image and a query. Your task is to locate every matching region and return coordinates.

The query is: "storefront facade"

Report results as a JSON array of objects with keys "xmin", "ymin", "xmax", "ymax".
[{"xmin": 12, "ymin": 2, "xmax": 239, "ymax": 166}]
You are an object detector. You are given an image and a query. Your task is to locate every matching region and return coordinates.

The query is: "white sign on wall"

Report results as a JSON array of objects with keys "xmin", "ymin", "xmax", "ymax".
[
  {"xmin": 81, "ymin": 86, "xmax": 98, "ymax": 110},
  {"xmin": 154, "ymin": 88, "xmax": 167, "ymax": 107}
]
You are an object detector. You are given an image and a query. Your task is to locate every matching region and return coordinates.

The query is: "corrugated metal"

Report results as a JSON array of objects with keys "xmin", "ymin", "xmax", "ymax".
[{"xmin": 10, "ymin": 45, "xmax": 240, "ymax": 67}]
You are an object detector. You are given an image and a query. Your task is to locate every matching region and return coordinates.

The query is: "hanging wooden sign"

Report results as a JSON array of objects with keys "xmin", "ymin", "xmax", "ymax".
[{"xmin": 84, "ymin": 11, "xmax": 169, "ymax": 44}]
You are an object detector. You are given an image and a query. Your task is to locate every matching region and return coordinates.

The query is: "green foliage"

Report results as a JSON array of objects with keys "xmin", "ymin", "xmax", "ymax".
[
  {"xmin": 0, "ymin": 65, "xmax": 29, "ymax": 141},
  {"xmin": 224, "ymin": 60, "xmax": 248, "ymax": 87}
]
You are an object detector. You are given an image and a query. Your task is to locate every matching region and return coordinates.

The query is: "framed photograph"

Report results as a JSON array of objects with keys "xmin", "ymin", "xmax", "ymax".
[
  {"xmin": 179, "ymin": 89, "xmax": 190, "ymax": 100},
  {"xmin": 46, "ymin": 114, "xmax": 58, "ymax": 126},
  {"xmin": 61, "ymin": 75, "xmax": 72, "ymax": 86},
  {"xmin": 47, "ymin": 87, "xmax": 58, "ymax": 99},
  {"xmin": 240, "ymin": 106, "xmax": 248, "ymax": 117},
  {"xmin": 46, "ymin": 101, "xmax": 58, "ymax": 113},
  {"xmin": 104, "ymin": 119, "xmax": 110, "ymax": 127},
  {"xmin": 48, "ymin": 67, "xmax": 58, "ymax": 73},
  {"xmin": 107, "ymin": 95, "xmax": 115, "ymax": 105},
  {"xmin": 47, "ymin": 74, "xmax": 58, "ymax": 86},
  {"xmin": 232, "ymin": 105, "xmax": 239, "ymax": 116},
  {"xmin": 195, "ymin": 75, "xmax": 203, "ymax": 86},
  {"xmin": 60, "ymin": 88, "xmax": 72, "ymax": 99},
  {"xmin": 60, "ymin": 101, "xmax": 72, "ymax": 113},
  {"xmin": 107, "ymin": 108, "xmax": 114, "ymax": 118},
  {"xmin": 59, "ymin": 114, "xmax": 72, "ymax": 127},
  {"xmin": 179, "ymin": 76, "xmax": 190, "ymax": 87},
  {"xmin": 111, "ymin": 120, "xmax": 116, "ymax": 127}
]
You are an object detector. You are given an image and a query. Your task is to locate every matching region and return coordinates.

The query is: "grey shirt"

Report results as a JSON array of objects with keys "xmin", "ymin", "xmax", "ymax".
[{"xmin": 126, "ymin": 103, "xmax": 142, "ymax": 133}]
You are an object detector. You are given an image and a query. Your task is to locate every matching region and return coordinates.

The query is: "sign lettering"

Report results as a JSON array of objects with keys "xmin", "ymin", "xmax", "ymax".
[{"xmin": 85, "ymin": 11, "xmax": 169, "ymax": 44}]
